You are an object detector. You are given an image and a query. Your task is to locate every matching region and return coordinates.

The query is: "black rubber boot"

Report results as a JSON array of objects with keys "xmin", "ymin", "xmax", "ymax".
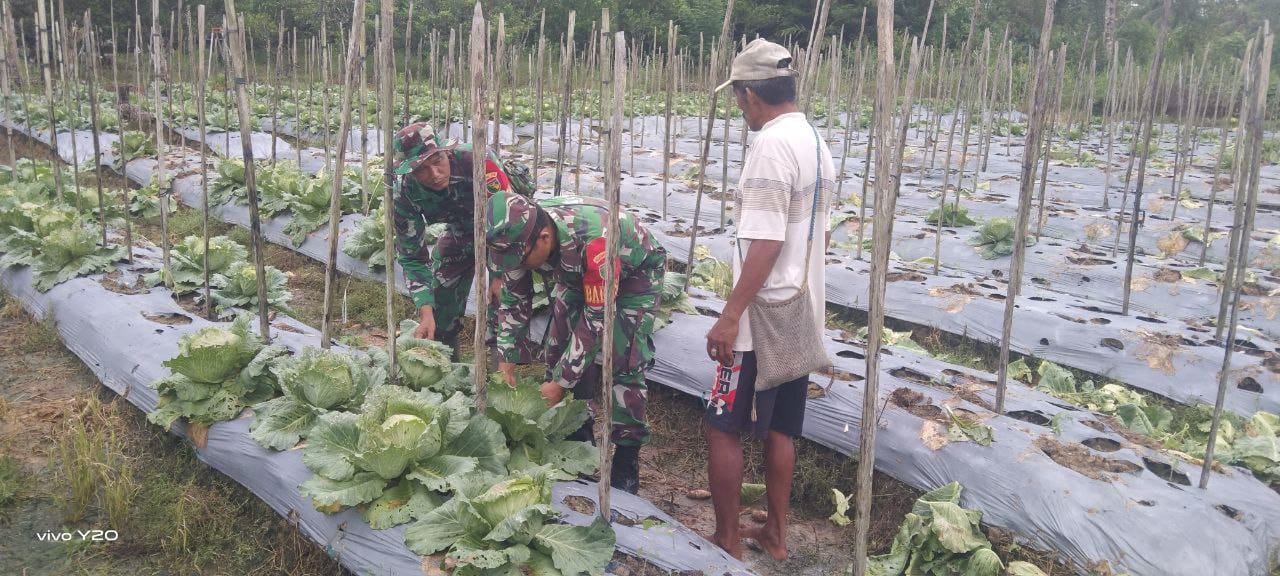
[
  {"xmin": 610, "ymin": 445, "xmax": 641, "ymax": 494},
  {"xmin": 567, "ymin": 419, "xmax": 596, "ymax": 444}
]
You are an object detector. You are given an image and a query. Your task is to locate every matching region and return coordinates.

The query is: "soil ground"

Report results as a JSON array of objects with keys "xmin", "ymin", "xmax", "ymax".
[{"xmin": 0, "ymin": 129, "xmax": 1065, "ymax": 574}]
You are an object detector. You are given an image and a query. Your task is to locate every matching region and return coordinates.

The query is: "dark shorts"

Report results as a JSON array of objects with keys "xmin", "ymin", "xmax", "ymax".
[{"xmin": 704, "ymin": 351, "xmax": 807, "ymax": 439}]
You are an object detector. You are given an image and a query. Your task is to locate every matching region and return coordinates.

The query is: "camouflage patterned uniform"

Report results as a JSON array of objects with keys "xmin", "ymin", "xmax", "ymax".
[
  {"xmin": 392, "ymin": 123, "xmax": 527, "ymax": 349},
  {"xmin": 487, "ymin": 193, "xmax": 666, "ymax": 447}
]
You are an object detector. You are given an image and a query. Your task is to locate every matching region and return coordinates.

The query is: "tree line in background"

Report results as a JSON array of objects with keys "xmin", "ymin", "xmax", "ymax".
[{"xmin": 6, "ymin": 0, "xmax": 1279, "ymax": 76}]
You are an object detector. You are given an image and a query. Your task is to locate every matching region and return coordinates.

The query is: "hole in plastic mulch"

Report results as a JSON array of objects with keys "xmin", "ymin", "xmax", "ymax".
[
  {"xmin": 1006, "ymin": 410, "xmax": 1051, "ymax": 426},
  {"xmin": 836, "ymin": 349, "xmax": 865, "ymax": 360},
  {"xmin": 141, "ymin": 311, "xmax": 193, "ymax": 325},
  {"xmin": 562, "ymin": 495, "xmax": 596, "ymax": 516},
  {"xmin": 1237, "ymin": 377, "xmax": 1262, "ymax": 393},
  {"xmin": 1142, "ymin": 457, "xmax": 1191, "ymax": 486},
  {"xmin": 1082, "ymin": 437, "xmax": 1122, "ymax": 452},
  {"xmin": 889, "ymin": 367, "xmax": 935, "ymax": 386},
  {"xmin": 1216, "ymin": 504, "xmax": 1245, "ymax": 522},
  {"xmin": 1101, "ymin": 338, "xmax": 1124, "ymax": 351}
]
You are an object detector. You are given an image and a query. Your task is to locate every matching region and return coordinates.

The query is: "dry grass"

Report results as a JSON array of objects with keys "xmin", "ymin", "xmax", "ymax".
[{"xmin": 0, "ymin": 290, "xmax": 346, "ymax": 575}]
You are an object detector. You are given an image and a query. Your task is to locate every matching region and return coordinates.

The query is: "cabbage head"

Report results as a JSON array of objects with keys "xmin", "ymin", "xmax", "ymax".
[{"xmin": 395, "ymin": 319, "xmax": 455, "ymax": 390}]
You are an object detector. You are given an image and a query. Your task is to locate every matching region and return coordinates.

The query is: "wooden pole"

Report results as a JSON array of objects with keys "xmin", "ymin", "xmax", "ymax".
[
  {"xmin": 269, "ymin": 11, "xmax": 283, "ymax": 164},
  {"xmin": 0, "ymin": 1, "xmax": 13, "ymax": 168},
  {"xmin": 1201, "ymin": 24, "xmax": 1270, "ymax": 489},
  {"xmin": 1034, "ymin": 47, "xmax": 1068, "ymax": 239},
  {"xmin": 492, "ymin": 13, "xmax": 504, "ymax": 152},
  {"xmin": 35, "ymin": 0, "xmax": 63, "ymax": 199},
  {"xmin": 1198, "ymin": 67, "xmax": 1239, "ymax": 267},
  {"xmin": 222, "ymin": 0, "xmax": 271, "ymax": 341},
  {"xmin": 533, "ymin": 10, "xmax": 545, "ymax": 182},
  {"xmin": 552, "ymin": 12, "xmax": 575, "ymax": 196},
  {"xmin": 468, "ymin": 2, "xmax": 489, "ymax": 412},
  {"xmin": 148, "ymin": 0, "xmax": 173, "ymax": 289},
  {"xmin": 850, "ymin": 1, "xmax": 900, "ymax": 571},
  {"xmin": 379, "ymin": 0, "xmax": 398, "ymax": 383},
  {"xmin": 1120, "ymin": 0, "xmax": 1173, "ymax": 315},
  {"xmin": 682, "ymin": 0, "xmax": 735, "ymax": 290},
  {"xmin": 320, "ymin": 0, "xmax": 366, "ymax": 348},
  {"xmin": 401, "ymin": 0, "xmax": 413, "ymax": 127},
  {"xmin": 994, "ymin": 0, "xmax": 1057, "ymax": 415},
  {"xmin": 196, "ymin": 6, "xmax": 211, "ymax": 318},
  {"xmin": 660, "ymin": 20, "xmax": 676, "ymax": 219},
  {"xmin": 84, "ymin": 13, "xmax": 108, "ymax": 248},
  {"xmin": 598, "ymin": 28, "xmax": 625, "ymax": 522}
]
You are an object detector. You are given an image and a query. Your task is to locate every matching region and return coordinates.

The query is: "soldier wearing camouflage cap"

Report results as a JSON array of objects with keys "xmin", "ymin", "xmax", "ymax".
[
  {"xmin": 486, "ymin": 191, "xmax": 666, "ymax": 494},
  {"xmin": 391, "ymin": 122, "xmax": 535, "ymax": 353}
]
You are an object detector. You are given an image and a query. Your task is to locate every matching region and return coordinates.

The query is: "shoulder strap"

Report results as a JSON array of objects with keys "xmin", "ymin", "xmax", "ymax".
[
  {"xmin": 735, "ymin": 121, "xmax": 825, "ymax": 291},
  {"xmin": 798, "ymin": 123, "xmax": 823, "ymax": 290}
]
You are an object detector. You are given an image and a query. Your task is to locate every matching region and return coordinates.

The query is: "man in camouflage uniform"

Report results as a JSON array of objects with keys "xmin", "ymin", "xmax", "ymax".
[
  {"xmin": 486, "ymin": 191, "xmax": 666, "ymax": 493},
  {"xmin": 392, "ymin": 122, "xmax": 532, "ymax": 352}
]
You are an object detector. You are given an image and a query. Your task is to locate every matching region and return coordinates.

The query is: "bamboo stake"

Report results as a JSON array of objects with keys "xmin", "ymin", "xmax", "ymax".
[
  {"xmin": 660, "ymin": 20, "xmax": 676, "ymax": 219},
  {"xmin": 835, "ymin": 10, "xmax": 867, "ymax": 206},
  {"xmin": 533, "ymin": 11, "xmax": 545, "ymax": 182},
  {"xmin": 598, "ymin": 28, "xmax": 625, "ymax": 522},
  {"xmin": 221, "ymin": 0, "xmax": 271, "ymax": 341},
  {"xmin": 269, "ymin": 11, "xmax": 283, "ymax": 164},
  {"xmin": 146, "ymin": 0, "xmax": 174, "ymax": 289},
  {"xmin": 1169, "ymin": 53, "xmax": 1204, "ymax": 221},
  {"xmin": 197, "ymin": 6, "xmax": 211, "ymax": 318},
  {"xmin": 0, "ymin": 1, "xmax": 12, "ymax": 167},
  {"xmin": 1034, "ymin": 47, "xmax": 1067, "ymax": 240},
  {"xmin": 1101, "ymin": 41, "xmax": 1120, "ymax": 210},
  {"xmin": 401, "ymin": 0, "xmax": 413, "ymax": 127},
  {"xmin": 468, "ymin": 2, "xmax": 489, "ymax": 412},
  {"xmin": 553, "ymin": 12, "xmax": 575, "ymax": 196},
  {"xmin": 850, "ymin": 1, "xmax": 901, "ymax": 571},
  {"xmin": 35, "ymin": 0, "xmax": 63, "ymax": 199},
  {"xmin": 320, "ymin": 0, "xmax": 366, "ymax": 348},
  {"xmin": 492, "ymin": 13, "xmax": 504, "ymax": 152},
  {"xmin": 359, "ymin": 17, "xmax": 370, "ymax": 215},
  {"xmin": 994, "ymin": 0, "xmax": 1057, "ymax": 416},
  {"xmin": 379, "ymin": 0, "xmax": 397, "ymax": 383},
  {"xmin": 84, "ymin": 13, "xmax": 107, "ymax": 248},
  {"xmin": 1201, "ymin": 24, "xmax": 1270, "ymax": 489},
  {"xmin": 854, "ymin": 96, "xmax": 875, "ymax": 261},
  {"xmin": 445, "ymin": 28, "xmax": 455, "ymax": 138},
  {"xmin": 1214, "ymin": 71, "xmax": 1254, "ymax": 341},
  {"xmin": 681, "ymin": 0, "xmax": 735, "ymax": 290},
  {"xmin": 1120, "ymin": 0, "xmax": 1173, "ymax": 316},
  {"xmin": 1199, "ymin": 67, "xmax": 1239, "ymax": 267}
]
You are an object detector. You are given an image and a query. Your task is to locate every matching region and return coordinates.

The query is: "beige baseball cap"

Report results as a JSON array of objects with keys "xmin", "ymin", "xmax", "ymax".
[{"xmin": 714, "ymin": 38, "xmax": 797, "ymax": 92}]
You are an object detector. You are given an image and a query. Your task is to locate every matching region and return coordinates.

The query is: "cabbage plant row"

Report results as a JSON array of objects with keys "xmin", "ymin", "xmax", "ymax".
[{"xmin": 148, "ymin": 316, "xmax": 612, "ymax": 575}]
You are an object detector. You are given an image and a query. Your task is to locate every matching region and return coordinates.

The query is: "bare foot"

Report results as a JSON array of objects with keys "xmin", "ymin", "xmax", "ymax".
[
  {"xmin": 743, "ymin": 526, "xmax": 787, "ymax": 561},
  {"xmin": 709, "ymin": 532, "xmax": 743, "ymax": 560}
]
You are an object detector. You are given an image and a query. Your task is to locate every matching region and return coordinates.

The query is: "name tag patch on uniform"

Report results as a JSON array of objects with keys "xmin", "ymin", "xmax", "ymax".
[{"xmin": 583, "ymin": 237, "xmax": 619, "ymax": 307}]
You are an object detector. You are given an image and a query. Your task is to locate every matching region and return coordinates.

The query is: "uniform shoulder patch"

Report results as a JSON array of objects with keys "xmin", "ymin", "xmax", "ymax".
[
  {"xmin": 583, "ymin": 237, "xmax": 619, "ymax": 307},
  {"xmin": 483, "ymin": 158, "xmax": 513, "ymax": 192}
]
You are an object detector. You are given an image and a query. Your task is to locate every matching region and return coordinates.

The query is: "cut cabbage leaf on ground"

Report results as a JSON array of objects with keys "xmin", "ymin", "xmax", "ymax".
[
  {"xmin": 966, "ymin": 218, "xmax": 1036, "ymax": 259},
  {"xmin": 147, "ymin": 314, "xmax": 289, "ymax": 430},
  {"xmin": 927, "ymin": 202, "xmax": 977, "ymax": 228},
  {"xmin": 868, "ymin": 482, "xmax": 1042, "ymax": 576},
  {"xmin": 655, "ymin": 271, "xmax": 700, "ymax": 329}
]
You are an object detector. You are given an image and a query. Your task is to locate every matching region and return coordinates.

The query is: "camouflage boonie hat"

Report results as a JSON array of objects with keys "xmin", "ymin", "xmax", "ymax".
[
  {"xmin": 393, "ymin": 122, "xmax": 457, "ymax": 175},
  {"xmin": 486, "ymin": 191, "xmax": 541, "ymax": 273}
]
